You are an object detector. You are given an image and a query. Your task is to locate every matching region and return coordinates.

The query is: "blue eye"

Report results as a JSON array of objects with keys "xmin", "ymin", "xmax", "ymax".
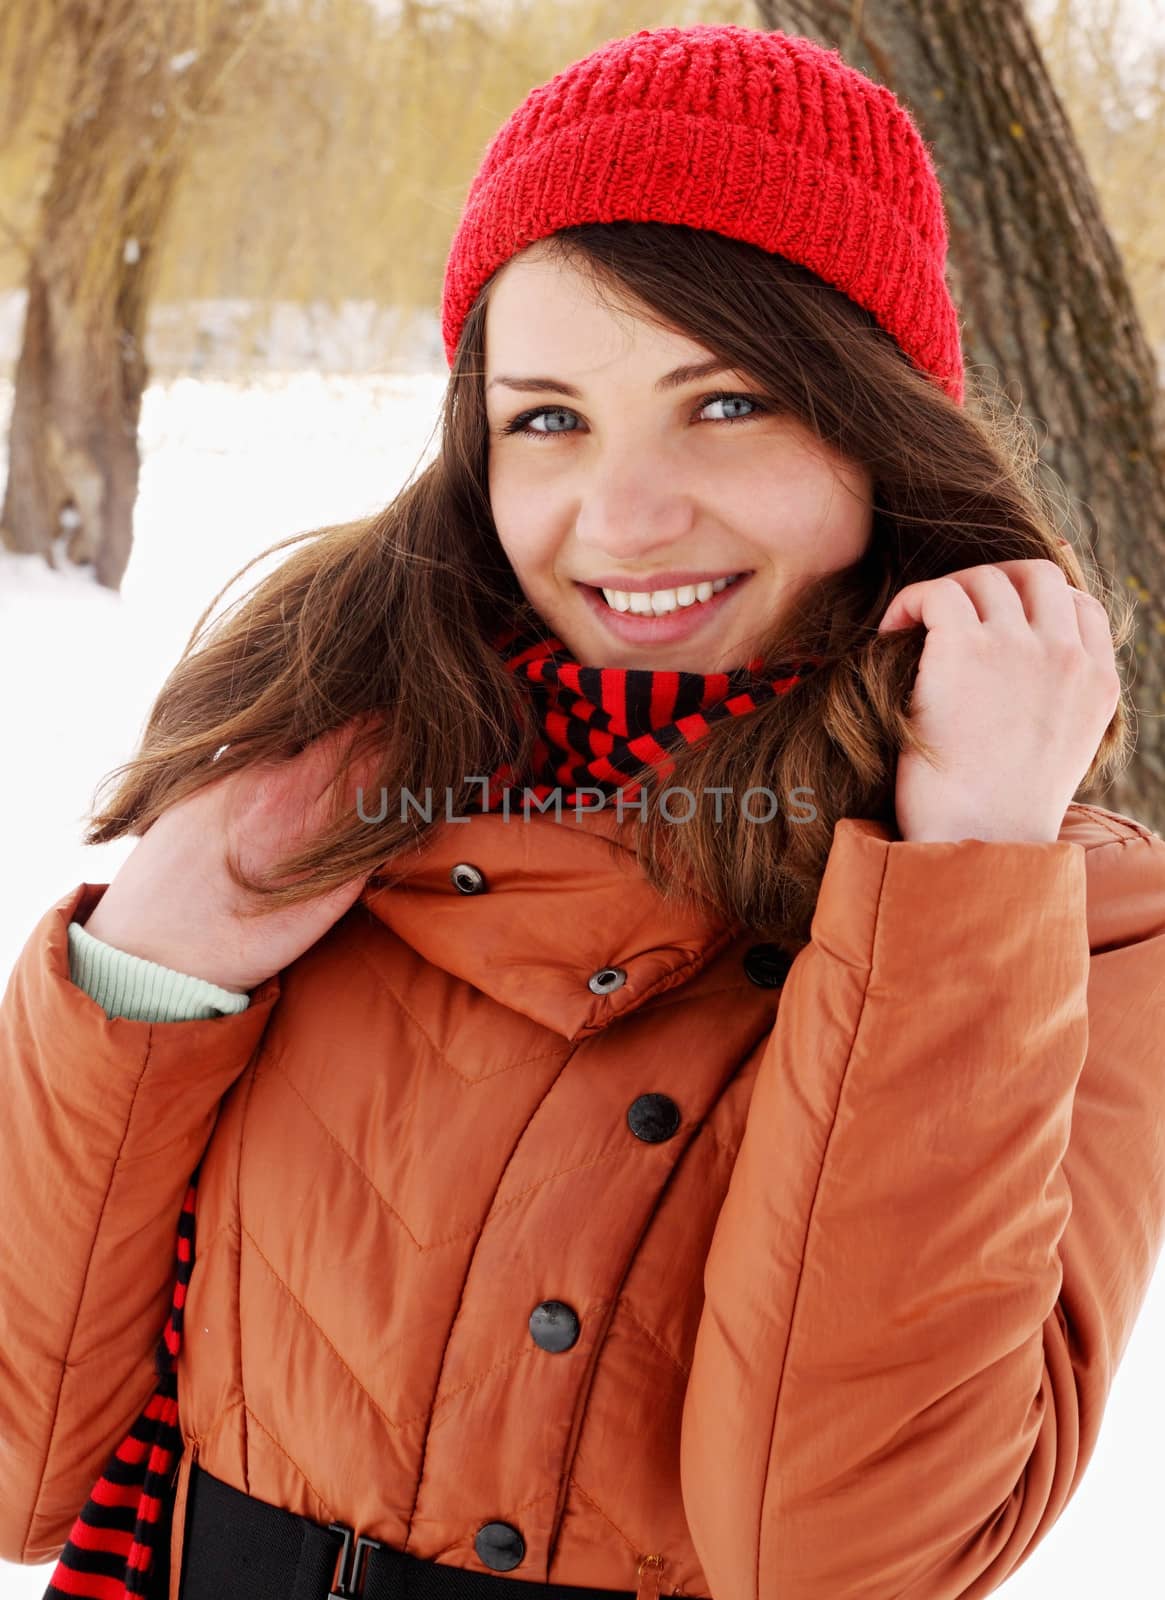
[{"xmin": 498, "ymin": 391, "xmax": 768, "ymax": 441}]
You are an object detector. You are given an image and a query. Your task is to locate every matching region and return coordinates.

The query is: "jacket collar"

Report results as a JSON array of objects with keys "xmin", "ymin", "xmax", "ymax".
[{"xmin": 359, "ymin": 805, "xmax": 738, "ymax": 1041}]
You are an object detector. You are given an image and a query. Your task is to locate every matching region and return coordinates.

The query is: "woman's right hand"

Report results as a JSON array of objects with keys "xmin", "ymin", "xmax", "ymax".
[{"xmin": 80, "ymin": 718, "xmax": 388, "ymax": 994}]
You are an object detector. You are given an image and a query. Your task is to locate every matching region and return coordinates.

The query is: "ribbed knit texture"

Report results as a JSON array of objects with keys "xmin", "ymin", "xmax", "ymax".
[
  {"xmin": 67, "ymin": 920, "xmax": 250, "ymax": 1020},
  {"xmin": 46, "ymin": 622, "xmax": 818, "ymax": 1598},
  {"xmin": 484, "ymin": 621, "xmax": 821, "ymax": 807},
  {"xmin": 442, "ymin": 24, "xmax": 965, "ymax": 404}
]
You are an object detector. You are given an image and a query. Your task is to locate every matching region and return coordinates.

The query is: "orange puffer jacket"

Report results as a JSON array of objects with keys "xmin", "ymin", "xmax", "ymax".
[{"xmin": 3, "ymin": 801, "xmax": 1165, "ymax": 1600}]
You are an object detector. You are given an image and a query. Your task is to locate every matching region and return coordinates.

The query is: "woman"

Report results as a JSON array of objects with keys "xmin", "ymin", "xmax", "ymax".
[{"xmin": 3, "ymin": 23, "xmax": 1163, "ymax": 1600}]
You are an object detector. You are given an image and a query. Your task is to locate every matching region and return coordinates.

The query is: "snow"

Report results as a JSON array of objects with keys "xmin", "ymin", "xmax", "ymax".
[
  {"xmin": 0, "ymin": 362, "xmax": 1163, "ymax": 1598},
  {"xmin": 0, "ymin": 290, "xmax": 445, "ymax": 377},
  {"xmin": 0, "ymin": 368, "xmax": 445, "ymax": 991}
]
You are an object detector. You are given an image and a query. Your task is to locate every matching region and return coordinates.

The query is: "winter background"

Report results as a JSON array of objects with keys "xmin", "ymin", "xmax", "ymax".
[{"xmin": 3, "ymin": 0, "xmax": 1165, "ymax": 1594}]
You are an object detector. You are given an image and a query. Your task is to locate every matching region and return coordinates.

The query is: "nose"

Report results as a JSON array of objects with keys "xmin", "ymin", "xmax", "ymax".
[{"xmin": 572, "ymin": 451, "xmax": 699, "ymax": 566}]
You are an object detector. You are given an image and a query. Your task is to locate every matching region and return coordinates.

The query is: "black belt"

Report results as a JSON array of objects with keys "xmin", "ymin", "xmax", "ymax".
[{"xmin": 179, "ymin": 1460, "xmax": 640, "ymax": 1600}]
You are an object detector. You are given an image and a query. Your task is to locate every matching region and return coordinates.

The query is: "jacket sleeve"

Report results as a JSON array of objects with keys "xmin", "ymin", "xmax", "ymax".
[
  {"xmin": 0, "ymin": 883, "xmax": 280, "ymax": 1565},
  {"xmin": 679, "ymin": 814, "xmax": 1165, "ymax": 1600}
]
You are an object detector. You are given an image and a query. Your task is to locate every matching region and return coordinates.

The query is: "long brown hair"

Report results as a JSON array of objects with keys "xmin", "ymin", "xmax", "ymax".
[{"xmin": 82, "ymin": 222, "xmax": 1135, "ymax": 952}]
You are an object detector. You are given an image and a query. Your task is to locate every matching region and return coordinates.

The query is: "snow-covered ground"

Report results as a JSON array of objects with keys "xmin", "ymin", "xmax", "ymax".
[
  {"xmin": 0, "ymin": 371, "xmax": 447, "ymax": 981},
  {"xmin": 1, "ymin": 370, "xmax": 1162, "ymax": 1597},
  {"xmin": 0, "ymin": 292, "xmax": 446, "ymax": 378}
]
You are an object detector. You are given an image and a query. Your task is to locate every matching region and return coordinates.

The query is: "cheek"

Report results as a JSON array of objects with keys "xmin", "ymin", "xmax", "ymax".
[
  {"xmin": 488, "ymin": 457, "xmax": 536, "ymax": 528},
  {"xmin": 489, "ymin": 467, "xmax": 561, "ymax": 562},
  {"xmin": 487, "ymin": 461, "xmax": 521, "ymax": 549},
  {"xmin": 765, "ymin": 453, "xmax": 870, "ymax": 535},
  {"xmin": 492, "ymin": 517, "xmax": 549, "ymax": 583},
  {"xmin": 486, "ymin": 450, "xmax": 503, "ymax": 513}
]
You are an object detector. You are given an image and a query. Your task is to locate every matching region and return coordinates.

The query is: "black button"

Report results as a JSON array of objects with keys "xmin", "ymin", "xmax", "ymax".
[
  {"xmin": 529, "ymin": 1300, "xmax": 580, "ymax": 1353},
  {"xmin": 743, "ymin": 943, "xmax": 793, "ymax": 988},
  {"xmin": 474, "ymin": 1522, "xmax": 525, "ymax": 1571},
  {"xmin": 627, "ymin": 1093, "xmax": 681, "ymax": 1143},
  {"xmin": 451, "ymin": 864, "xmax": 488, "ymax": 894}
]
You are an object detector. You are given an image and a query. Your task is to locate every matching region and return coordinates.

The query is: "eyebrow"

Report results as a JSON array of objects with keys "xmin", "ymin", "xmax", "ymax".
[{"xmin": 485, "ymin": 358, "xmax": 733, "ymax": 398}]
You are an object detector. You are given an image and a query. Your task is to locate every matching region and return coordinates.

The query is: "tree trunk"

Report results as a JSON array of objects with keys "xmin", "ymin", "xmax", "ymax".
[
  {"xmin": 1, "ymin": 30, "xmax": 176, "ymax": 589},
  {"xmin": 755, "ymin": 0, "xmax": 1165, "ymax": 832},
  {"xmin": 0, "ymin": 0, "xmax": 265, "ymax": 591}
]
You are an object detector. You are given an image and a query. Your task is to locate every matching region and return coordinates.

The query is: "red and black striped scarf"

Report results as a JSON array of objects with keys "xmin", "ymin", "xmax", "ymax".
[
  {"xmin": 44, "ymin": 626, "xmax": 820, "ymax": 1599},
  {"xmin": 485, "ymin": 621, "xmax": 822, "ymax": 806}
]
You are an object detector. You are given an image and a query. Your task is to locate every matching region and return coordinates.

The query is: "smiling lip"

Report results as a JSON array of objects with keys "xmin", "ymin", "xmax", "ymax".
[
  {"xmin": 579, "ymin": 570, "xmax": 751, "ymax": 591},
  {"xmin": 576, "ymin": 573, "xmax": 753, "ymax": 644}
]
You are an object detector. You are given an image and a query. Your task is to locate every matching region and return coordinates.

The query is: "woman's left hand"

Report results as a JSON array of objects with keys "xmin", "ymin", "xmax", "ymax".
[{"xmin": 875, "ymin": 559, "xmax": 1121, "ymax": 844}]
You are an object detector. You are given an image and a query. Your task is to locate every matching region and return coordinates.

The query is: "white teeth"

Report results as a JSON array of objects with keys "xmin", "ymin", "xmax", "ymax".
[{"xmin": 601, "ymin": 574, "xmax": 742, "ymax": 615}]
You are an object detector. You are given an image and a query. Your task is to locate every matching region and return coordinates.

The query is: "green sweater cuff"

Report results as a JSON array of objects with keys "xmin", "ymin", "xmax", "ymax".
[{"xmin": 66, "ymin": 920, "xmax": 252, "ymax": 1021}]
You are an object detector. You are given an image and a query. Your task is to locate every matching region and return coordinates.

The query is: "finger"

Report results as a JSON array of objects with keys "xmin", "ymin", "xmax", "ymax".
[
  {"xmin": 878, "ymin": 561, "xmax": 1036, "ymax": 632},
  {"xmin": 1016, "ymin": 562, "xmax": 1114, "ymax": 649},
  {"xmin": 987, "ymin": 562, "xmax": 1115, "ymax": 666},
  {"xmin": 877, "ymin": 575, "xmax": 981, "ymax": 633},
  {"xmin": 1067, "ymin": 587, "xmax": 1117, "ymax": 660},
  {"xmin": 939, "ymin": 563, "xmax": 1031, "ymax": 626},
  {"xmin": 882, "ymin": 559, "xmax": 1067, "ymax": 632}
]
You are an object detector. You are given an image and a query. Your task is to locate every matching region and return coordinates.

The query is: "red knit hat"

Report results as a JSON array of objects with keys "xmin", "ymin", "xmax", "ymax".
[{"xmin": 441, "ymin": 23, "xmax": 965, "ymax": 406}]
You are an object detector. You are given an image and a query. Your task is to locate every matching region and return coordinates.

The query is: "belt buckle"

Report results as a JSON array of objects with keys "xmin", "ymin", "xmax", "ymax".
[{"xmin": 328, "ymin": 1521, "xmax": 384, "ymax": 1598}]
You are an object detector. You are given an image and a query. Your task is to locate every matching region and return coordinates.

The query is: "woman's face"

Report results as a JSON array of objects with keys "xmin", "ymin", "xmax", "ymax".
[{"xmin": 484, "ymin": 241, "xmax": 876, "ymax": 673}]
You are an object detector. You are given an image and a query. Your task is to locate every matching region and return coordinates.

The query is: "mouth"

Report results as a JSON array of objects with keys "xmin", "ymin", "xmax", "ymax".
[{"xmin": 575, "ymin": 572, "xmax": 754, "ymax": 644}]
